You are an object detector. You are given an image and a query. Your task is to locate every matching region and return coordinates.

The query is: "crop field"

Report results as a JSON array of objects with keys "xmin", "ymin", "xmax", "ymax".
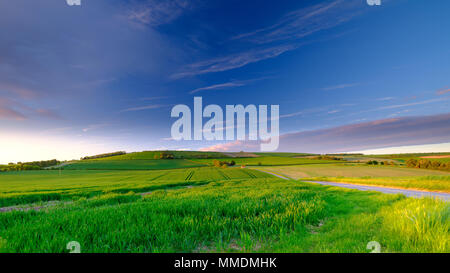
[
  {"xmin": 62, "ymin": 159, "xmax": 206, "ymax": 170},
  {"xmin": 190, "ymin": 156, "xmax": 338, "ymax": 166},
  {"xmin": 254, "ymin": 164, "xmax": 449, "ymax": 179},
  {"xmin": 0, "ymin": 175, "xmax": 448, "ymax": 253},
  {"xmin": 0, "ymin": 168, "xmax": 271, "ymax": 207},
  {"xmin": 0, "ymin": 152, "xmax": 449, "ymax": 253},
  {"xmin": 301, "ymin": 176, "xmax": 450, "ymax": 192},
  {"xmin": 90, "ymin": 151, "xmax": 229, "ymax": 160},
  {"xmin": 367, "ymin": 153, "xmax": 450, "ymax": 163}
]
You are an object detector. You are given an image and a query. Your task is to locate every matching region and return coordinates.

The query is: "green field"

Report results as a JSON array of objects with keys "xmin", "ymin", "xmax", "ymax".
[
  {"xmin": 366, "ymin": 153, "xmax": 450, "ymax": 163},
  {"xmin": 254, "ymin": 164, "xmax": 449, "ymax": 178},
  {"xmin": 62, "ymin": 156, "xmax": 339, "ymax": 171},
  {"xmin": 301, "ymin": 176, "xmax": 450, "ymax": 192},
  {"xmin": 63, "ymin": 159, "xmax": 206, "ymax": 170},
  {"xmin": 0, "ymin": 168, "xmax": 270, "ymax": 207},
  {"xmin": 190, "ymin": 157, "xmax": 338, "ymax": 166},
  {"xmin": 0, "ymin": 172, "xmax": 447, "ymax": 253},
  {"xmin": 254, "ymin": 164, "xmax": 450, "ymax": 192},
  {"xmin": 0, "ymin": 151, "xmax": 449, "ymax": 253},
  {"xmin": 91, "ymin": 151, "xmax": 229, "ymax": 160}
]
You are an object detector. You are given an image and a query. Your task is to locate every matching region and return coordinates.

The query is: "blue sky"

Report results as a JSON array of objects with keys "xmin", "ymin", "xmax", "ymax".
[{"xmin": 1, "ymin": 0, "xmax": 450, "ymax": 162}]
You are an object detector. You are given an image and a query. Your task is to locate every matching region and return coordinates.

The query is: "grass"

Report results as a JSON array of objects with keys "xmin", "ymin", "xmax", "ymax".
[
  {"xmin": 255, "ymin": 164, "xmax": 450, "ymax": 192},
  {"xmin": 300, "ymin": 176, "xmax": 450, "ymax": 192},
  {"xmin": 0, "ymin": 154, "xmax": 448, "ymax": 253},
  {"xmin": 254, "ymin": 164, "xmax": 450, "ymax": 179},
  {"xmin": 62, "ymin": 159, "xmax": 206, "ymax": 170},
  {"xmin": 0, "ymin": 168, "xmax": 271, "ymax": 207},
  {"xmin": 190, "ymin": 157, "xmax": 338, "ymax": 166},
  {"xmin": 90, "ymin": 151, "xmax": 228, "ymax": 160},
  {"xmin": 0, "ymin": 177, "xmax": 447, "ymax": 253},
  {"xmin": 252, "ymin": 152, "xmax": 316, "ymax": 157}
]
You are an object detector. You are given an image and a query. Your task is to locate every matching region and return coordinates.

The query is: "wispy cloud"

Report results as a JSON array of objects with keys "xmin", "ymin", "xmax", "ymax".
[
  {"xmin": 0, "ymin": 83, "xmax": 37, "ymax": 99},
  {"xmin": 189, "ymin": 77, "xmax": 272, "ymax": 94},
  {"xmin": 200, "ymin": 113, "xmax": 450, "ymax": 153},
  {"xmin": 437, "ymin": 87, "xmax": 450, "ymax": 95},
  {"xmin": 120, "ymin": 104, "xmax": 169, "ymax": 113},
  {"xmin": 322, "ymin": 83, "xmax": 360, "ymax": 91},
  {"xmin": 0, "ymin": 107, "xmax": 27, "ymax": 120},
  {"xmin": 377, "ymin": 97, "xmax": 395, "ymax": 101},
  {"xmin": 232, "ymin": 0, "xmax": 361, "ymax": 44},
  {"xmin": 127, "ymin": 0, "xmax": 193, "ymax": 26},
  {"xmin": 35, "ymin": 109, "xmax": 63, "ymax": 120},
  {"xmin": 174, "ymin": 0, "xmax": 366, "ymax": 78},
  {"xmin": 172, "ymin": 44, "xmax": 298, "ymax": 78},
  {"xmin": 140, "ymin": 96, "xmax": 171, "ymax": 101},
  {"xmin": 280, "ymin": 106, "xmax": 329, "ymax": 119},
  {"xmin": 200, "ymin": 141, "xmax": 259, "ymax": 152},
  {"xmin": 376, "ymin": 97, "xmax": 449, "ymax": 111},
  {"xmin": 0, "ymin": 98, "xmax": 61, "ymax": 120},
  {"xmin": 190, "ymin": 81, "xmax": 246, "ymax": 94},
  {"xmin": 82, "ymin": 123, "xmax": 109, "ymax": 133}
]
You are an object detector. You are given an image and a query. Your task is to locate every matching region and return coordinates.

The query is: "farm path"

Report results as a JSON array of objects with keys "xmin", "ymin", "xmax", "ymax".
[{"xmin": 303, "ymin": 181, "xmax": 450, "ymax": 201}]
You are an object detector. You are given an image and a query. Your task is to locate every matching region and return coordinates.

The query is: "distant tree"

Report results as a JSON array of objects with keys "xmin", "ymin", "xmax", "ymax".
[
  {"xmin": 159, "ymin": 152, "xmax": 175, "ymax": 159},
  {"xmin": 431, "ymin": 161, "xmax": 441, "ymax": 170},
  {"xmin": 417, "ymin": 159, "xmax": 431, "ymax": 169},
  {"xmin": 367, "ymin": 160, "xmax": 379, "ymax": 165},
  {"xmin": 406, "ymin": 159, "xmax": 418, "ymax": 168}
]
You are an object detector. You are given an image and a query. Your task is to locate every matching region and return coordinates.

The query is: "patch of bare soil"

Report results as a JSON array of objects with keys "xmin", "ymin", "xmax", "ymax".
[
  {"xmin": 0, "ymin": 201, "xmax": 66, "ymax": 213},
  {"xmin": 421, "ymin": 155, "xmax": 450, "ymax": 159},
  {"xmin": 308, "ymin": 220, "xmax": 325, "ymax": 234},
  {"xmin": 194, "ymin": 239, "xmax": 262, "ymax": 253}
]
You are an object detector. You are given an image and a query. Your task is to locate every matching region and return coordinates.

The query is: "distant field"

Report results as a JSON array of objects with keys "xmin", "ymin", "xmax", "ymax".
[
  {"xmin": 391, "ymin": 157, "xmax": 450, "ymax": 163},
  {"xmin": 420, "ymin": 155, "xmax": 450, "ymax": 159},
  {"xmin": 368, "ymin": 152, "xmax": 450, "ymax": 159},
  {"xmin": 300, "ymin": 176, "xmax": 450, "ymax": 192},
  {"xmin": 255, "ymin": 164, "xmax": 450, "ymax": 192},
  {"xmin": 0, "ymin": 168, "xmax": 271, "ymax": 207},
  {"xmin": 253, "ymin": 164, "xmax": 449, "ymax": 179},
  {"xmin": 252, "ymin": 152, "xmax": 316, "ymax": 157},
  {"xmin": 90, "ymin": 151, "xmax": 228, "ymax": 160},
  {"xmin": 367, "ymin": 153, "xmax": 450, "ymax": 163},
  {"xmin": 190, "ymin": 157, "xmax": 338, "ymax": 166},
  {"xmin": 63, "ymin": 159, "xmax": 206, "ymax": 170}
]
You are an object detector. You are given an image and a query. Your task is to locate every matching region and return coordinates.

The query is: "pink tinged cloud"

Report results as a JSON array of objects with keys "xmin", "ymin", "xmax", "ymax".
[
  {"xmin": 199, "ymin": 113, "xmax": 450, "ymax": 154},
  {"xmin": 0, "ymin": 107, "xmax": 27, "ymax": 120},
  {"xmin": 35, "ymin": 109, "xmax": 62, "ymax": 120},
  {"xmin": 0, "ymin": 83, "xmax": 37, "ymax": 99},
  {"xmin": 437, "ymin": 87, "xmax": 450, "ymax": 95}
]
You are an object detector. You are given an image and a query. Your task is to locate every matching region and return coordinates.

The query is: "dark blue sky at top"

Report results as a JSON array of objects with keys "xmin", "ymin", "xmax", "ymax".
[{"xmin": 0, "ymin": 0, "xmax": 449, "ymax": 161}]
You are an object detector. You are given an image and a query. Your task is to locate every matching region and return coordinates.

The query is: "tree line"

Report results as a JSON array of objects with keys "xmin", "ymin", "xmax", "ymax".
[
  {"xmin": 0, "ymin": 159, "xmax": 60, "ymax": 172},
  {"xmin": 213, "ymin": 160, "xmax": 236, "ymax": 168},
  {"xmin": 405, "ymin": 159, "xmax": 450, "ymax": 171},
  {"xmin": 81, "ymin": 151, "xmax": 126, "ymax": 160},
  {"xmin": 366, "ymin": 160, "xmax": 396, "ymax": 166}
]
